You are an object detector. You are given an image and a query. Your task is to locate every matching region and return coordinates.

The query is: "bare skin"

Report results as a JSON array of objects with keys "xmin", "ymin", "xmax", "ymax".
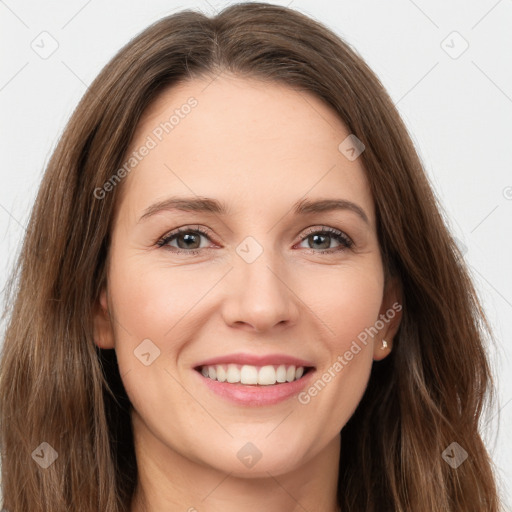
[{"xmin": 93, "ymin": 73, "xmax": 402, "ymax": 512}]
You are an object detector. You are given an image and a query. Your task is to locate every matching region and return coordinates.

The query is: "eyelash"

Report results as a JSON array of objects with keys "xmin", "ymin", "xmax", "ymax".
[{"xmin": 156, "ymin": 225, "xmax": 354, "ymax": 256}]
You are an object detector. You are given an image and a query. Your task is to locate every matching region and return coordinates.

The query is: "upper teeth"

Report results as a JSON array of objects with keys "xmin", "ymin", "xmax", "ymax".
[{"xmin": 200, "ymin": 364, "xmax": 305, "ymax": 385}]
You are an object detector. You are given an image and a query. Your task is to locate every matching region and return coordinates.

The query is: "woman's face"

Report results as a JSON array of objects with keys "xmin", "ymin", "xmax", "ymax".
[{"xmin": 94, "ymin": 74, "xmax": 401, "ymax": 477}]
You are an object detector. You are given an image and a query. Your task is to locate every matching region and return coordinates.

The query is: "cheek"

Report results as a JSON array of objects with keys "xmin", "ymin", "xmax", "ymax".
[
  {"xmin": 109, "ymin": 258, "xmax": 208, "ymax": 340},
  {"xmin": 297, "ymin": 261, "xmax": 384, "ymax": 348},
  {"xmin": 106, "ymin": 260, "xmax": 196, "ymax": 415},
  {"xmin": 298, "ymin": 270, "xmax": 381, "ymax": 423}
]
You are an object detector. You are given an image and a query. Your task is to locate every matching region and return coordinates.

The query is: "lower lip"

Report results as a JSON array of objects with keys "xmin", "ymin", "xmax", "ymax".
[{"xmin": 194, "ymin": 369, "xmax": 316, "ymax": 406}]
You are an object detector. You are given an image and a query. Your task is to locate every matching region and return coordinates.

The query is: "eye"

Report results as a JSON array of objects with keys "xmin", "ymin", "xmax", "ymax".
[
  {"xmin": 156, "ymin": 225, "xmax": 354, "ymax": 256},
  {"xmin": 296, "ymin": 226, "xmax": 353, "ymax": 254},
  {"xmin": 156, "ymin": 226, "xmax": 213, "ymax": 255}
]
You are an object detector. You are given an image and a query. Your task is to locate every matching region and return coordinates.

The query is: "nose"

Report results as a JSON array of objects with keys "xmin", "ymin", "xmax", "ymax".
[{"xmin": 221, "ymin": 244, "xmax": 300, "ymax": 333}]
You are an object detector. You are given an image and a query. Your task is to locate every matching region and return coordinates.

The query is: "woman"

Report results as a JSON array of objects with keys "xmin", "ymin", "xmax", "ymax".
[{"xmin": 0, "ymin": 2, "xmax": 502, "ymax": 511}]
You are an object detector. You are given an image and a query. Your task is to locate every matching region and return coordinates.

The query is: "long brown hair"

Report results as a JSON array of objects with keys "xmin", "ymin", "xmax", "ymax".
[{"xmin": 0, "ymin": 3, "xmax": 502, "ymax": 510}]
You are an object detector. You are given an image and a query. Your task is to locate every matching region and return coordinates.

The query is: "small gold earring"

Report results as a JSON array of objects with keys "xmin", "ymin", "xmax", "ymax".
[{"xmin": 380, "ymin": 339, "xmax": 388, "ymax": 350}]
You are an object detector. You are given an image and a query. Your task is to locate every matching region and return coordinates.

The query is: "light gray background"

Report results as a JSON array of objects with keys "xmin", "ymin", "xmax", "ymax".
[{"xmin": 1, "ymin": 0, "xmax": 511, "ymax": 507}]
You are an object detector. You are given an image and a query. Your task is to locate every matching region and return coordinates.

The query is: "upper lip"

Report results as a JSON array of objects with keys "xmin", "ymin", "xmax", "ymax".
[{"xmin": 194, "ymin": 353, "xmax": 315, "ymax": 369}]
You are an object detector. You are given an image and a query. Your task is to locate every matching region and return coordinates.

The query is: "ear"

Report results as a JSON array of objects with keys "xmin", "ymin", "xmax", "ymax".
[
  {"xmin": 92, "ymin": 287, "xmax": 115, "ymax": 349},
  {"xmin": 373, "ymin": 275, "xmax": 402, "ymax": 361}
]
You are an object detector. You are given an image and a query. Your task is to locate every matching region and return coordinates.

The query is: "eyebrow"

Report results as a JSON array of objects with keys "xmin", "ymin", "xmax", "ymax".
[{"xmin": 138, "ymin": 196, "xmax": 369, "ymax": 225}]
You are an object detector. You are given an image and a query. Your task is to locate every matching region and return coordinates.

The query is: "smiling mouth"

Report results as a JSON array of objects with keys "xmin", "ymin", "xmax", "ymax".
[{"xmin": 195, "ymin": 363, "xmax": 314, "ymax": 386}]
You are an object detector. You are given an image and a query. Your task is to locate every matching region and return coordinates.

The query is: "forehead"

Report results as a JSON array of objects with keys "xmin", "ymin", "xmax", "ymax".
[{"xmin": 115, "ymin": 73, "xmax": 375, "ymax": 226}]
